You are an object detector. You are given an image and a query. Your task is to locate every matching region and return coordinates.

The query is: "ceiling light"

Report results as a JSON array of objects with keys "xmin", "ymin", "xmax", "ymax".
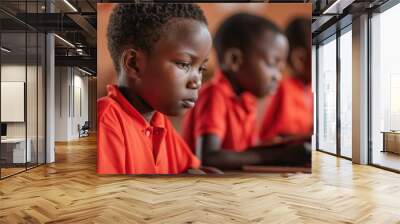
[
  {"xmin": 1, "ymin": 47, "xmax": 11, "ymax": 53},
  {"xmin": 54, "ymin": 34, "xmax": 75, "ymax": 48},
  {"xmin": 322, "ymin": 0, "xmax": 354, "ymax": 15},
  {"xmin": 78, "ymin": 67, "xmax": 93, "ymax": 76},
  {"xmin": 63, "ymin": 0, "xmax": 78, "ymax": 12}
]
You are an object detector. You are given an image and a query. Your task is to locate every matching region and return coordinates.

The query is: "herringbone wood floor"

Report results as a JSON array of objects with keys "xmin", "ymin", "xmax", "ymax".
[{"xmin": 1, "ymin": 135, "xmax": 400, "ymax": 224}]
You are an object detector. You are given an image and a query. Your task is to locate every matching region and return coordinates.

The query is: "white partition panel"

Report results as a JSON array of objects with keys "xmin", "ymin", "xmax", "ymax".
[{"xmin": 1, "ymin": 82, "xmax": 25, "ymax": 122}]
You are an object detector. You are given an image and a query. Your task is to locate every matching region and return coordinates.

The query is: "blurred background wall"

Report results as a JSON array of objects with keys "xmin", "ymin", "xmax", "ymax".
[{"xmin": 97, "ymin": 3, "xmax": 311, "ymax": 132}]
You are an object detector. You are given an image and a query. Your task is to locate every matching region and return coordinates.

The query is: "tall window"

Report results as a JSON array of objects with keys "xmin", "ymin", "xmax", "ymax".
[
  {"xmin": 371, "ymin": 2, "xmax": 400, "ymax": 171},
  {"xmin": 317, "ymin": 35, "xmax": 337, "ymax": 154},
  {"xmin": 312, "ymin": 45, "xmax": 317, "ymax": 150},
  {"xmin": 339, "ymin": 27, "xmax": 352, "ymax": 158}
]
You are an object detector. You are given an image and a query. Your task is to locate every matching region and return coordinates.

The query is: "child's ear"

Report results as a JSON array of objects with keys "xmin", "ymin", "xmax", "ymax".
[
  {"xmin": 290, "ymin": 47, "xmax": 306, "ymax": 74},
  {"xmin": 222, "ymin": 48, "xmax": 243, "ymax": 73},
  {"xmin": 121, "ymin": 48, "xmax": 143, "ymax": 79}
]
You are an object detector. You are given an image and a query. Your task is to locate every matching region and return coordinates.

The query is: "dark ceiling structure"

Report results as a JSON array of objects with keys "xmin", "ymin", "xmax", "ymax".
[
  {"xmin": 311, "ymin": 0, "xmax": 390, "ymax": 44},
  {"xmin": 0, "ymin": 0, "xmax": 394, "ymax": 76},
  {"xmin": 0, "ymin": 0, "xmax": 97, "ymax": 75}
]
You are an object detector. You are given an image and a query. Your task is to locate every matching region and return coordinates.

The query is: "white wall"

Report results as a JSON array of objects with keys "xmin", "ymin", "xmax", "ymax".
[
  {"xmin": 55, "ymin": 66, "xmax": 69, "ymax": 141},
  {"xmin": 1, "ymin": 65, "xmax": 38, "ymax": 138},
  {"xmin": 1, "ymin": 63, "xmax": 46, "ymax": 164},
  {"xmin": 54, "ymin": 67, "xmax": 89, "ymax": 141},
  {"xmin": 1, "ymin": 65, "xmax": 26, "ymax": 135}
]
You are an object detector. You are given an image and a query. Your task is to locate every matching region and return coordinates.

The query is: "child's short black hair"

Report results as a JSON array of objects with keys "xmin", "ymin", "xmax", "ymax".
[
  {"xmin": 285, "ymin": 17, "xmax": 311, "ymax": 57},
  {"xmin": 213, "ymin": 13, "xmax": 280, "ymax": 64},
  {"xmin": 107, "ymin": 3, "xmax": 208, "ymax": 73}
]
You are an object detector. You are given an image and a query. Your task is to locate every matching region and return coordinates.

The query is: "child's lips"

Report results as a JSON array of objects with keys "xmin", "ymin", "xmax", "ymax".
[{"xmin": 182, "ymin": 98, "xmax": 197, "ymax": 108}]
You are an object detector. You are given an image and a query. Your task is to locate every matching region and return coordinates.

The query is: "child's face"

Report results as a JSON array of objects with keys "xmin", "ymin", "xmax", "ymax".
[
  {"xmin": 134, "ymin": 19, "xmax": 212, "ymax": 116},
  {"xmin": 290, "ymin": 47, "xmax": 311, "ymax": 84},
  {"xmin": 236, "ymin": 31, "xmax": 282, "ymax": 97},
  {"xmin": 274, "ymin": 33, "xmax": 289, "ymax": 73}
]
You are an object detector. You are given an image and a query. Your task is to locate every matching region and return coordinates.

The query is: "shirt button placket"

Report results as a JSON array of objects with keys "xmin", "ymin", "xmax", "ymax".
[{"xmin": 145, "ymin": 127, "xmax": 152, "ymax": 137}]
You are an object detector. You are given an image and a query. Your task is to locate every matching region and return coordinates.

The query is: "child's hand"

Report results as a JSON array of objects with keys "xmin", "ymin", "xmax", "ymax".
[
  {"xmin": 186, "ymin": 166, "xmax": 224, "ymax": 174},
  {"xmin": 199, "ymin": 166, "xmax": 224, "ymax": 174},
  {"xmin": 186, "ymin": 168, "xmax": 207, "ymax": 174}
]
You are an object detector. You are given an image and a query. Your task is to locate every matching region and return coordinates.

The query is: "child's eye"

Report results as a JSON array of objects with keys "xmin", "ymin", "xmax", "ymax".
[
  {"xmin": 199, "ymin": 66, "xmax": 207, "ymax": 74},
  {"xmin": 265, "ymin": 60, "xmax": 277, "ymax": 67},
  {"xmin": 175, "ymin": 62, "xmax": 191, "ymax": 72}
]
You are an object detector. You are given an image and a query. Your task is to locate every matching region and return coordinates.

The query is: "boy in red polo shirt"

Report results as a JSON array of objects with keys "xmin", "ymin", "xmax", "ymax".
[
  {"xmin": 182, "ymin": 13, "xmax": 310, "ymax": 170},
  {"xmin": 259, "ymin": 18, "xmax": 313, "ymax": 145},
  {"xmin": 97, "ymin": 3, "xmax": 212, "ymax": 174}
]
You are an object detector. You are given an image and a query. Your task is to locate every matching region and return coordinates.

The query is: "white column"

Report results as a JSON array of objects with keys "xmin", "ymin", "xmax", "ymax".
[
  {"xmin": 352, "ymin": 14, "xmax": 369, "ymax": 164},
  {"xmin": 312, "ymin": 45, "xmax": 317, "ymax": 150},
  {"xmin": 46, "ymin": 33, "xmax": 55, "ymax": 163},
  {"xmin": 45, "ymin": 0, "xmax": 55, "ymax": 163}
]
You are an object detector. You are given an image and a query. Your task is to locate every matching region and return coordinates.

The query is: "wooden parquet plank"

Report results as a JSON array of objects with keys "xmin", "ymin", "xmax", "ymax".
[{"xmin": 0, "ymin": 135, "xmax": 400, "ymax": 223}]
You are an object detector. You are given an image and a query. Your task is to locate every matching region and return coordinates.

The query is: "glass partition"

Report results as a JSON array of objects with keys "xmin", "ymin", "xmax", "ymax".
[{"xmin": 0, "ymin": 1, "xmax": 46, "ymax": 179}]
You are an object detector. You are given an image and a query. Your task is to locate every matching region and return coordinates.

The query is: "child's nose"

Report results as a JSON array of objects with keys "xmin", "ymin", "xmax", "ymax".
[
  {"xmin": 187, "ymin": 77, "xmax": 201, "ymax": 89},
  {"xmin": 187, "ymin": 72, "xmax": 202, "ymax": 89},
  {"xmin": 272, "ymin": 70, "xmax": 282, "ymax": 82}
]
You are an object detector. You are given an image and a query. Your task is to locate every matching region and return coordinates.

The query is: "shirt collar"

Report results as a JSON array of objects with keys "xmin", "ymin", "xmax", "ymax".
[
  {"xmin": 107, "ymin": 84, "xmax": 165, "ymax": 129},
  {"xmin": 212, "ymin": 70, "xmax": 236, "ymax": 98},
  {"xmin": 287, "ymin": 76, "xmax": 311, "ymax": 90},
  {"xmin": 212, "ymin": 70, "xmax": 257, "ymax": 113}
]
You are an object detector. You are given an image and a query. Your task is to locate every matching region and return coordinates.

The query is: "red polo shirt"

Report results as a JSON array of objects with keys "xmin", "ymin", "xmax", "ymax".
[
  {"xmin": 182, "ymin": 70, "xmax": 258, "ymax": 152},
  {"xmin": 97, "ymin": 85, "xmax": 200, "ymax": 174},
  {"xmin": 259, "ymin": 76, "xmax": 313, "ymax": 143}
]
